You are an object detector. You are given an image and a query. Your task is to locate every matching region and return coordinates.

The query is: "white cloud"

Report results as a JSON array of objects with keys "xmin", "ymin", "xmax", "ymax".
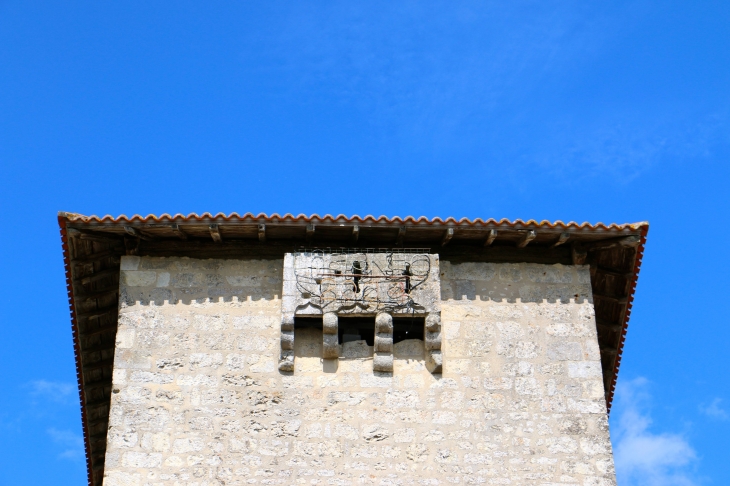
[
  {"xmin": 612, "ymin": 377, "xmax": 700, "ymax": 486},
  {"xmin": 28, "ymin": 380, "xmax": 76, "ymax": 404},
  {"xmin": 699, "ymin": 398, "xmax": 729, "ymax": 421},
  {"xmin": 47, "ymin": 428, "xmax": 85, "ymax": 461}
]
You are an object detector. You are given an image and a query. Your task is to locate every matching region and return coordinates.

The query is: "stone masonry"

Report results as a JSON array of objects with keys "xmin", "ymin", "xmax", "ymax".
[{"xmin": 104, "ymin": 255, "xmax": 616, "ymax": 485}]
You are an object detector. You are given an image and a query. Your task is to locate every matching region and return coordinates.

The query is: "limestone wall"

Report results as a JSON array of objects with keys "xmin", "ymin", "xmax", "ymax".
[{"xmin": 104, "ymin": 256, "xmax": 616, "ymax": 486}]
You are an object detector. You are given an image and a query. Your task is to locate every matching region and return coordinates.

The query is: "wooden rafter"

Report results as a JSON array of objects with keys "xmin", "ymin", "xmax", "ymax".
[
  {"xmin": 209, "ymin": 224, "xmax": 222, "ymax": 243},
  {"xmin": 517, "ymin": 230, "xmax": 536, "ymax": 248},
  {"xmin": 551, "ymin": 232, "xmax": 570, "ymax": 248},
  {"xmin": 171, "ymin": 224, "xmax": 188, "ymax": 240},
  {"xmin": 441, "ymin": 228, "xmax": 454, "ymax": 246}
]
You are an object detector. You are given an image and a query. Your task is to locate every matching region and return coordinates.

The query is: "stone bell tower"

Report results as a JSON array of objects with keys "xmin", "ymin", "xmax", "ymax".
[{"xmin": 58, "ymin": 212, "xmax": 647, "ymax": 486}]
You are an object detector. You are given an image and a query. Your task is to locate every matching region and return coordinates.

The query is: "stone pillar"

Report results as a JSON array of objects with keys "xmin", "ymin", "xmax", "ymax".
[
  {"xmin": 373, "ymin": 312, "xmax": 394, "ymax": 372},
  {"xmin": 425, "ymin": 312, "xmax": 442, "ymax": 373},
  {"xmin": 278, "ymin": 314, "xmax": 295, "ymax": 371},
  {"xmin": 322, "ymin": 312, "xmax": 339, "ymax": 359}
]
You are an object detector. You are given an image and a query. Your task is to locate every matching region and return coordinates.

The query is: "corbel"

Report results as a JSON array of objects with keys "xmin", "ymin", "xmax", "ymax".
[
  {"xmin": 278, "ymin": 314, "xmax": 295, "ymax": 371},
  {"xmin": 425, "ymin": 312, "xmax": 442, "ymax": 373},
  {"xmin": 322, "ymin": 312, "xmax": 339, "ymax": 359},
  {"xmin": 373, "ymin": 312, "xmax": 394, "ymax": 372}
]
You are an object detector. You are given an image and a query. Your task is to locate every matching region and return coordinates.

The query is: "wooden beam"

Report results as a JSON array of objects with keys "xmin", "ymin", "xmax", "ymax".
[
  {"xmin": 396, "ymin": 226, "xmax": 406, "ymax": 245},
  {"xmin": 441, "ymin": 245, "xmax": 572, "ymax": 264},
  {"xmin": 87, "ymin": 431, "xmax": 111, "ymax": 443},
  {"xmin": 441, "ymin": 228, "xmax": 454, "ymax": 246},
  {"xmin": 135, "ymin": 239, "xmax": 573, "ymax": 264},
  {"xmin": 209, "ymin": 224, "xmax": 222, "ymax": 243},
  {"xmin": 593, "ymin": 294, "xmax": 628, "ymax": 305},
  {"xmin": 77, "ymin": 268, "xmax": 120, "ymax": 286},
  {"xmin": 596, "ymin": 320, "xmax": 622, "ymax": 332},
  {"xmin": 171, "ymin": 224, "xmax": 188, "ymax": 240},
  {"xmin": 306, "ymin": 224, "xmax": 315, "ymax": 243},
  {"xmin": 80, "ymin": 342, "xmax": 117, "ymax": 354},
  {"xmin": 79, "ymin": 323, "xmax": 118, "ymax": 337},
  {"xmin": 81, "ymin": 376, "xmax": 113, "ymax": 387},
  {"xmin": 84, "ymin": 396, "xmax": 113, "ymax": 408},
  {"xmin": 600, "ymin": 346, "xmax": 617, "ymax": 356},
  {"xmin": 258, "ymin": 224, "xmax": 266, "ymax": 243},
  {"xmin": 586, "ymin": 235, "xmax": 641, "ymax": 251},
  {"xmin": 352, "ymin": 225, "xmax": 359, "ymax": 243},
  {"xmin": 86, "ymin": 416, "xmax": 111, "ymax": 427},
  {"xmin": 67, "ymin": 228, "xmax": 122, "ymax": 242},
  {"xmin": 89, "ymin": 452, "xmax": 107, "ymax": 463},
  {"xmin": 551, "ymin": 232, "xmax": 570, "ymax": 248},
  {"xmin": 123, "ymin": 226, "xmax": 154, "ymax": 241},
  {"xmin": 483, "ymin": 229, "xmax": 498, "ymax": 247},
  {"xmin": 77, "ymin": 304, "xmax": 119, "ymax": 321},
  {"xmin": 77, "ymin": 289, "xmax": 119, "ymax": 302},
  {"xmin": 124, "ymin": 236, "xmax": 139, "ymax": 256},
  {"xmin": 81, "ymin": 359, "xmax": 115, "ymax": 371},
  {"xmin": 517, "ymin": 230, "xmax": 536, "ymax": 248},
  {"xmin": 571, "ymin": 244, "xmax": 588, "ymax": 265},
  {"xmin": 72, "ymin": 250, "xmax": 122, "ymax": 265},
  {"xmin": 595, "ymin": 266, "xmax": 633, "ymax": 279}
]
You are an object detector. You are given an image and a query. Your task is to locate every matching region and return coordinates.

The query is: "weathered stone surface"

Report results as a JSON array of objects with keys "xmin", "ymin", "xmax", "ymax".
[
  {"xmin": 322, "ymin": 333, "xmax": 339, "ymax": 359},
  {"xmin": 426, "ymin": 349, "xmax": 443, "ymax": 373},
  {"xmin": 373, "ymin": 352, "xmax": 394, "ymax": 372},
  {"xmin": 284, "ymin": 252, "xmax": 441, "ymax": 316},
  {"xmin": 322, "ymin": 312, "xmax": 338, "ymax": 334},
  {"xmin": 425, "ymin": 312, "xmax": 441, "ymax": 332},
  {"xmin": 374, "ymin": 333, "xmax": 393, "ymax": 353},
  {"xmin": 341, "ymin": 340, "xmax": 371, "ymax": 358},
  {"xmin": 280, "ymin": 314, "xmax": 294, "ymax": 332},
  {"xmin": 280, "ymin": 330, "xmax": 294, "ymax": 350},
  {"xmin": 105, "ymin": 257, "xmax": 615, "ymax": 486},
  {"xmin": 375, "ymin": 312, "xmax": 393, "ymax": 333},
  {"xmin": 425, "ymin": 331, "xmax": 442, "ymax": 350}
]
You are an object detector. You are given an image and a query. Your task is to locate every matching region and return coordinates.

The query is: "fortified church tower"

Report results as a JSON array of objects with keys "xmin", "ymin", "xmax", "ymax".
[{"xmin": 58, "ymin": 212, "xmax": 647, "ymax": 486}]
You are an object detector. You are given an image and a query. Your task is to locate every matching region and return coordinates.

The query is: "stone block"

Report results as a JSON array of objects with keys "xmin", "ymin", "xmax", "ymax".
[
  {"xmin": 120, "ymin": 256, "xmax": 140, "ymax": 271},
  {"xmin": 426, "ymin": 350, "xmax": 443, "ymax": 373},
  {"xmin": 323, "ymin": 333, "xmax": 339, "ymax": 359},
  {"xmin": 375, "ymin": 313, "xmax": 393, "ymax": 333},
  {"xmin": 115, "ymin": 328, "xmax": 135, "ymax": 349},
  {"xmin": 323, "ymin": 312, "xmax": 338, "ymax": 334},
  {"xmin": 278, "ymin": 350, "xmax": 294, "ymax": 371},
  {"xmin": 425, "ymin": 312, "xmax": 441, "ymax": 332},
  {"xmin": 548, "ymin": 342, "xmax": 582, "ymax": 361},
  {"xmin": 123, "ymin": 271, "xmax": 157, "ymax": 287},
  {"xmin": 374, "ymin": 333, "xmax": 393, "ymax": 353},
  {"xmin": 281, "ymin": 314, "xmax": 295, "ymax": 332},
  {"xmin": 155, "ymin": 272, "xmax": 170, "ymax": 287},
  {"xmin": 373, "ymin": 353, "xmax": 393, "ymax": 372},
  {"xmin": 122, "ymin": 451, "xmax": 162, "ymax": 468},
  {"xmin": 568, "ymin": 361, "xmax": 603, "ymax": 379},
  {"xmin": 104, "ymin": 471, "xmax": 141, "ymax": 486},
  {"xmin": 425, "ymin": 331, "xmax": 441, "ymax": 350},
  {"xmin": 280, "ymin": 331, "xmax": 294, "ymax": 350}
]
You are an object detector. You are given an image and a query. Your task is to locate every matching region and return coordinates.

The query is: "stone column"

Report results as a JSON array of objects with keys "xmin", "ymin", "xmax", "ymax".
[
  {"xmin": 322, "ymin": 312, "xmax": 339, "ymax": 359},
  {"xmin": 278, "ymin": 314, "xmax": 295, "ymax": 371},
  {"xmin": 425, "ymin": 312, "xmax": 442, "ymax": 373},
  {"xmin": 374, "ymin": 312, "xmax": 394, "ymax": 372}
]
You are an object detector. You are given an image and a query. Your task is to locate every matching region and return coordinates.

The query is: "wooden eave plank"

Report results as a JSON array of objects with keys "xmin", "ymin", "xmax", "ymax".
[{"xmin": 69, "ymin": 222, "xmax": 642, "ymax": 251}]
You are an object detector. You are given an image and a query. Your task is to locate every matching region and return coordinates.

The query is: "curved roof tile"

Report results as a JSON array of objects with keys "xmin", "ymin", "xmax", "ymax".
[{"xmin": 61, "ymin": 211, "xmax": 647, "ymax": 231}]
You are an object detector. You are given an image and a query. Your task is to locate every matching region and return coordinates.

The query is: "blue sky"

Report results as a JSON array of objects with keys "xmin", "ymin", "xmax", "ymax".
[{"xmin": 0, "ymin": 1, "xmax": 728, "ymax": 484}]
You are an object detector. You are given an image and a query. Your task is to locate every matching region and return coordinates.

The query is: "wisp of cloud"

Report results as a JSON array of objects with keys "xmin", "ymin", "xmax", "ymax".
[{"xmin": 612, "ymin": 377, "xmax": 699, "ymax": 486}]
